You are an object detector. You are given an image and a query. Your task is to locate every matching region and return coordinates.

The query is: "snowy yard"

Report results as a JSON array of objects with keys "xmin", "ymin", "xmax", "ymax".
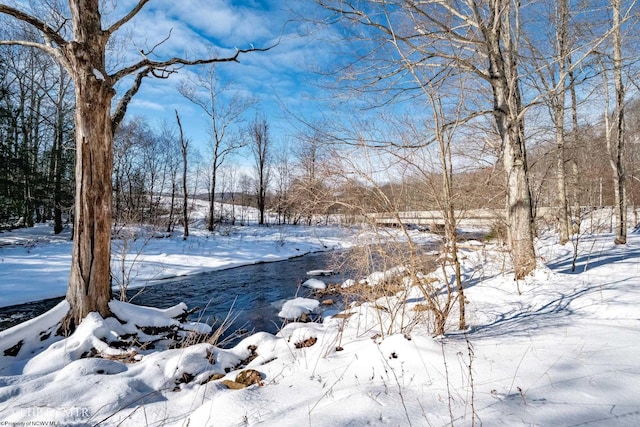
[{"xmin": 0, "ymin": 225, "xmax": 639, "ymax": 426}]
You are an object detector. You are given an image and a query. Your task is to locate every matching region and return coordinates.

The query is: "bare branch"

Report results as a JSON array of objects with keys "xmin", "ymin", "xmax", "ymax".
[
  {"xmin": 0, "ymin": 5, "xmax": 67, "ymax": 47},
  {"xmin": 111, "ymin": 67, "xmax": 152, "ymax": 133},
  {"xmin": 105, "ymin": 0, "xmax": 150, "ymax": 36},
  {"xmin": 141, "ymin": 29, "xmax": 173, "ymax": 57},
  {"xmin": 110, "ymin": 43, "xmax": 277, "ymax": 83},
  {"xmin": 0, "ymin": 39, "xmax": 57, "ymax": 55}
]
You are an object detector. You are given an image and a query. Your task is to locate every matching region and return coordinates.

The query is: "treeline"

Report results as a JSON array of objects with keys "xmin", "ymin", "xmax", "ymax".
[
  {"xmin": 0, "ymin": 46, "xmax": 74, "ymax": 232},
  {"xmin": 3, "ymin": 42, "xmax": 640, "ymax": 232},
  {"xmin": 3, "ymin": 0, "xmax": 640, "ymax": 239}
]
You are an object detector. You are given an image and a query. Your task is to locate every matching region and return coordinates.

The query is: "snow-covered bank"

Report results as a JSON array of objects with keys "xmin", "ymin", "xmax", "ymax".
[
  {"xmin": 0, "ymin": 224, "xmax": 361, "ymax": 308},
  {"xmin": 0, "ymin": 228, "xmax": 639, "ymax": 426}
]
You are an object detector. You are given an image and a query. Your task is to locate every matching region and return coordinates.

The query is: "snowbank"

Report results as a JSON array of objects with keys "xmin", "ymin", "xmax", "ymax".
[
  {"xmin": 1, "ymin": 227, "xmax": 640, "ymax": 426},
  {"xmin": 0, "ymin": 224, "xmax": 356, "ymax": 308}
]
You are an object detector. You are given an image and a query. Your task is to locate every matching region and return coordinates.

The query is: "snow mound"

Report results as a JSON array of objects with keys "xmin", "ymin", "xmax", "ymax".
[
  {"xmin": 278, "ymin": 297, "xmax": 319, "ymax": 319},
  {"xmin": 302, "ymin": 278, "xmax": 326, "ymax": 289},
  {"xmin": 364, "ymin": 265, "xmax": 406, "ymax": 286},
  {"xmin": 341, "ymin": 278, "xmax": 356, "ymax": 288},
  {"xmin": 0, "ymin": 300, "xmax": 69, "ymax": 374}
]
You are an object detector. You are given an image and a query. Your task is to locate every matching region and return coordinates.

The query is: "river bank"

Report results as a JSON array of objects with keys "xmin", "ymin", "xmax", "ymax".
[{"xmin": 0, "ymin": 223, "xmax": 442, "ymax": 331}]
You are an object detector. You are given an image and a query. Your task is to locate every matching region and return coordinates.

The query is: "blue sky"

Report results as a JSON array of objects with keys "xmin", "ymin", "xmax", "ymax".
[
  {"xmin": 91, "ymin": 0, "xmax": 640, "ymax": 181},
  {"xmin": 109, "ymin": 0, "xmax": 333, "ymax": 162}
]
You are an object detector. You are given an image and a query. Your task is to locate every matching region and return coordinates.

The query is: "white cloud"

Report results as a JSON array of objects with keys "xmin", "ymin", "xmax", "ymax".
[
  {"xmin": 105, "ymin": 0, "xmax": 341, "ymax": 148},
  {"xmin": 129, "ymin": 98, "xmax": 166, "ymax": 112},
  {"xmin": 127, "ymin": 0, "xmax": 277, "ymax": 49}
]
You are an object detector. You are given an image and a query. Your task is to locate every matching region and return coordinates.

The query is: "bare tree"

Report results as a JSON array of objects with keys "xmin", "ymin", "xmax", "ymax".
[
  {"xmin": 525, "ymin": 0, "xmax": 573, "ymax": 244},
  {"xmin": 273, "ymin": 141, "xmax": 293, "ymax": 224},
  {"xmin": 472, "ymin": 0, "xmax": 537, "ymax": 278},
  {"xmin": 371, "ymin": 15, "xmax": 468, "ymax": 329},
  {"xmin": 157, "ymin": 122, "xmax": 181, "ymax": 233},
  {"xmin": 179, "ymin": 64, "xmax": 252, "ymax": 231},
  {"xmin": 593, "ymin": 0, "xmax": 630, "ymax": 245},
  {"xmin": 292, "ymin": 130, "xmax": 333, "ymax": 225},
  {"xmin": 239, "ymin": 173, "xmax": 253, "ymax": 225},
  {"xmin": 317, "ymin": 0, "xmax": 537, "ymax": 278},
  {"xmin": 0, "ymin": 1, "xmax": 270, "ymax": 329},
  {"xmin": 249, "ymin": 116, "xmax": 272, "ymax": 225},
  {"xmin": 175, "ymin": 110, "xmax": 189, "ymax": 240},
  {"xmin": 610, "ymin": 0, "xmax": 627, "ymax": 244},
  {"xmin": 217, "ymin": 163, "xmax": 241, "ymax": 225},
  {"xmin": 0, "ymin": 28, "xmax": 76, "ymax": 232},
  {"xmin": 45, "ymin": 61, "xmax": 75, "ymax": 234},
  {"xmin": 112, "ymin": 118, "xmax": 157, "ymax": 225},
  {"xmin": 429, "ymin": 92, "xmax": 466, "ymax": 330},
  {"xmin": 2, "ymin": 37, "xmax": 53, "ymax": 228}
]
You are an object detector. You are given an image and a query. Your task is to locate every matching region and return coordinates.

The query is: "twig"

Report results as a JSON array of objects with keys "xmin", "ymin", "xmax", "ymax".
[
  {"xmin": 464, "ymin": 332, "xmax": 477, "ymax": 426},
  {"xmin": 441, "ymin": 340, "xmax": 455, "ymax": 426},
  {"xmin": 377, "ymin": 344, "xmax": 413, "ymax": 427}
]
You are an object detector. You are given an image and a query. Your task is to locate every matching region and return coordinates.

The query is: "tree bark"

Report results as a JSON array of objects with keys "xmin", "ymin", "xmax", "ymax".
[
  {"xmin": 483, "ymin": 0, "xmax": 536, "ymax": 279},
  {"xmin": 555, "ymin": 113, "xmax": 570, "ymax": 245},
  {"xmin": 612, "ymin": 0, "xmax": 626, "ymax": 244},
  {"xmin": 176, "ymin": 110, "xmax": 189, "ymax": 240},
  {"xmin": 63, "ymin": 0, "xmax": 115, "ymax": 328},
  {"xmin": 438, "ymin": 119, "xmax": 465, "ymax": 330},
  {"xmin": 555, "ymin": 0, "xmax": 571, "ymax": 245}
]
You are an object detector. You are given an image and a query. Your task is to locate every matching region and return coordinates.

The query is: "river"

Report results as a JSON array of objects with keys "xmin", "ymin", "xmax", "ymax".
[{"xmin": 0, "ymin": 251, "xmax": 346, "ymax": 344}]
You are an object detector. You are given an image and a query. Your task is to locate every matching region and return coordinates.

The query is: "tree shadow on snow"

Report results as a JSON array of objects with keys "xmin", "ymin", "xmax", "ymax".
[
  {"xmin": 546, "ymin": 241, "xmax": 640, "ymax": 274},
  {"xmin": 460, "ymin": 276, "xmax": 631, "ymax": 341}
]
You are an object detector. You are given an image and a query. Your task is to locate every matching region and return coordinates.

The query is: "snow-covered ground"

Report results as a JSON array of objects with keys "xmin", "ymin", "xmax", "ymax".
[
  {"xmin": 0, "ymin": 222, "xmax": 359, "ymax": 308},
  {"xmin": 1, "ymin": 221, "xmax": 640, "ymax": 426}
]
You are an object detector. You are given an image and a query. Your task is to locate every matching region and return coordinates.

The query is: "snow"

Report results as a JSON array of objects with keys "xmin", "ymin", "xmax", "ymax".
[
  {"xmin": 0, "ymin": 223, "xmax": 355, "ymax": 308},
  {"xmin": 362, "ymin": 265, "xmax": 406, "ymax": 286},
  {"xmin": 92, "ymin": 68, "xmax": 105, "ymax": 80},
  {"xmin": 301, "ymin": 277, "xmax": 326, "ymax": 290},
  {"xmin": 341, "ymin": 278, "xmax": 356, "ymax": 288},
  {"xmin": 1, "ymin": 222, "xmax": 640, "ymax": 426},
  {"xmin": 306, "ymin": 269, "xmax": 334, "ymax": 276},
  {"xmin": 277, "ymin": 297, "xmax": 320, "ymax": 319}
]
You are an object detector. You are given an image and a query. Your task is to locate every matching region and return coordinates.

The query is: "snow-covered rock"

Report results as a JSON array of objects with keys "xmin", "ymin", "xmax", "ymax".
[
  {"xmin": 302, "ymin": 277, "xmax": 326, "ymax": 290},
  {"xmin": 277, "ymin": 297, "xmax": 319, "ymax": 319}
]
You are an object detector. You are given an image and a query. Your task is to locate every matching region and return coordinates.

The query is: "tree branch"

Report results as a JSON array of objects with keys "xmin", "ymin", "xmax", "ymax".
[
  {"xmin": 0, "ymin": 39, "xmax": 58, "ymax": 55},
  {"xmin": 0, "ymin": 5, "xmax": 67, "ymax": 47},
  {"xmin": 110, "ymin": 43, "xmax": 277, "ymax": 83},
  {"xmin": 111, "ymin": 67, "xmax": 151, "ymax": 133},
  {"xmin": 105, "ymin": 0, "xmax": 151, "ymax": 36}
]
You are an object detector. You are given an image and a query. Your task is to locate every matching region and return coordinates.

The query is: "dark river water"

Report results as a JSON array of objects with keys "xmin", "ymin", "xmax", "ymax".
[
  {"xmin": 0, "ymin": 251, "xmax": 347, "ymax": 345},
  {"xmin": 0, "ymin": 238, "xmax": 452, "ymax": 346},
  {"xmin": 129, "ymin": 251, "xmax": 347, "ymax": 344}
]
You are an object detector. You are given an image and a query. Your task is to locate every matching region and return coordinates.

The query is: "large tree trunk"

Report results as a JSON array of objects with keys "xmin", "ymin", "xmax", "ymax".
[
  {"xmin": 0, "ymin": 0, "xmax": 268, "ymax": 332},
  {"xmin": 63, "ymin": 1, "xmax": 115, "ymax": 329},
  {"xmin": 502, "ymin": 135, "xmax": 537, "ymax": 279},
  {"xmin": 484, "ymin": 1, "xmax": 537, "ymax": 279}
]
